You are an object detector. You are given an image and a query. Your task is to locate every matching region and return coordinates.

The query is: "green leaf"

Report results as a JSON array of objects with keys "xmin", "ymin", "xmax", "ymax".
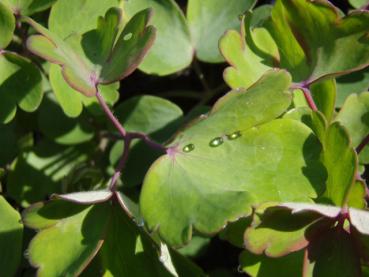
[
  {"xmin": 349, "ymin": 0, "xmax": 369, "ymax": 9},
  {"xmin": 23, "ymin": 195, "xmax": 204, "ymax": 277},
  {"xmin": 240, "ymin": 250, "xmax": 303, "ymax": 277},
  {"xmin": 23, "ymin": 200, "xmax": 110, "ymax": 277},
  {"xmin": 99, "ymin": 204, "xmax": 171, "ymax": 276},
  {"xmin": 266, "ymin": 0, "xmax": 369, "ymax": 83},
  {"xmin": 122, "ymin": 0, "xmax": 192, "ymax": 75},
  {"xmin": 335, "ymin": 92, "xmax": 369, "ymax": 148},
  {"xmin": 0, "ymin": 122, "xmax": 18, "ymax": 166},
  {"xmin": 219, "ymin": 21, "xmax": 273, "ymax": 89},
  {"xmin": 303, "ymin": 227, "xmax": 361, "ymax": 277},
  {"xmin": 109, "ymin": 95, "xmax": 183, "ymax": 187},
  {"xmin": 49, "ymin": 0, "xmax": 118, "ymax": 40},
  {"xmin": 219, "ymin": 217, "xmax": 252, "ymax": 248},
  {"xmin": 310, "ymin": 79, "xmax": 336, "ymax": 122},
  {"xmin": 0, "ymin": 196, "xmax": 23, "ymax": 277},
  {"xmin": 227, "ymin": 0, "xmax": 369, "ymax": 86},
  {"xmin": 336, "ymin": 67, "xmax": 369, "ymax": 107},
  {"xmin": 0, "ymin": 52, "xmax": 43, "ymax": 123},
  {"xmin": 38, "ymin": 94, "xmax": 94, "ymax": 145},
  {"xmin": 319, "ymin": 122, "xmax": 357, "ymax": 207},
  {"xmin": 187, "ymin": 0, "xmax": 256, "ymax": 63},
  {"xmin": 25, "ymin": 7, "xmax": 155, "ymax": 96},
  {"xmin": 2, "ymin": 0, "xmax": 55, "ymax": 15},
  {"xmin": 7, "ymin": 140, "xmax": 93, "ymax": 207},
  {"xmin": 140, "ymin": 70, "xmax": 326, "ymax": 246},
  {"xmin": 0, "ymin": 2, "xmax": 15, "ymax": 49},
  {"xmin": 244, "ymin": 204, "xmax": 324, "ymax": 257},
  {"xmin": 49, "ymin": 64, "xmax": 119, "ymax": 117}
]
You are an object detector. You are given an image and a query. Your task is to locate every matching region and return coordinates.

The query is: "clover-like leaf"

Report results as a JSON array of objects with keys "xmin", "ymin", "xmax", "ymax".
[
  {"xmin": 0, "ymin": 196, "xmax": 23, "ymax": 277},
  {"xmin": 23, "ymin": 192, "xmax": 205, "ymax": 277},
  {"xmin": 122, "ymin": 0, "xmax": 192, "ymax": 75},
  {"xmin": 23, "ymin": 200, "xmax": 110, "ymax": 277},
  {"xmin": 245, "ymin": 203, "xmax": 369, "ymax": 276},
  {"xmin": 140, "ymin": 70, "xmax": 326, "ymax": 246},
  {"xmin": 0, "ymin": 2, "xmax": 15, "ymax": 49},
  {"xmin": 2, "ymin": 0, "xmax": 55, "ymax": 16},
  {"xmin": 49, "ymin": 64, "xmax": 119, "ymax": 117},
  {"xmin": 25, "ymin": 7, "xmax": 156, "ymax": 96},
  {"xmin": 222, "ymin": 0, "xmax": 369, "ymax": 88},
  {"xmin": 0, "ymin": 51, "xmax": 43, "ymax": 123},
  {"xmin": 187, "ymin": 0, "xmax": 256, "ymax": 63}
]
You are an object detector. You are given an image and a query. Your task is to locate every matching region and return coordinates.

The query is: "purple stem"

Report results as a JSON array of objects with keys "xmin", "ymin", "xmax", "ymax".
[
  {"xmin": 301, "ymin": 87, "xmax": 318, "ymax": 111},
  {"xmin": 96, "ymin": 90, "xmax": 126, "ymax": 137},
  {"xmin": 356, "ymin": 133, "xmax": 369, "ymax": 154},
  {"xmin": 129, "ymin": 132, "xmax": 167, "ymax": 152},
  {"xmin": 109, "ymin": 137, "xmax": 131, "ymax": 191}
]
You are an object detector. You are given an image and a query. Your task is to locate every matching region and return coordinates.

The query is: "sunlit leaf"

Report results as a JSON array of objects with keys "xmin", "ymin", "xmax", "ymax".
[
  {"xmin": 140, "ymin": 70, "xmax": 326, "ymax": 246},
  {"xmin": 0, "ymin": 2, "xmax": 15, "ymax": 49}
]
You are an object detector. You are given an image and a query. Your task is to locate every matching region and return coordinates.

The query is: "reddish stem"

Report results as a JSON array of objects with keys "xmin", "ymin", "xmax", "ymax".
[
  {"xmin": 96, "ymin": 90, "xmax": 126, "ymax": 137},
  {"xmin": 301, "ymin": 87, "xmax": 318, "ymax": 111},
  {"xmin": 109, "ymin": 137, "xmax": 131, "ymax": 191},
  {"xmin": 356, "ymin": 133, "xmax": 369, "ymax": 154}
]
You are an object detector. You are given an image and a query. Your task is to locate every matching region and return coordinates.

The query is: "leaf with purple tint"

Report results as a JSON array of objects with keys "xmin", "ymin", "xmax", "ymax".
[{"xmin": 25, "ymin": 7, "xmax": 155, "ymax": 96}]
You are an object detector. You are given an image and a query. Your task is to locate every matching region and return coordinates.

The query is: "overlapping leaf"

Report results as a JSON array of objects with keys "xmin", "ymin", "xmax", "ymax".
[
  {"xmin": 336, "ymin": 92, "xmax": 369, "ymax": 164},
  {"xmin": 22, "ymin": 191, "xmax": 205, "ymax": 276},
  {"xmin": 2, "ymin": 0, "xmax": 55, "ymax": 16},
  {"xmin": 122, "ymin": 0, "xmax": 192, "ymax": 75},
  {"xmin": 187, "ymin": 0, "xmax": 256, "ymax": 63},
  {"xmin": 0, "ymin": 2, "xmax": 15, "ymax": 49},
  {"xmin": 0, "ymin": 52, "xmax": 43, "ymax": 123},
  {"xmin": 221, "ymin": 0, "xmax": 369, "ymax": 89},
  {"xmin": 25, "ymin": 7, "xmax": 156, "ymax": 96},
  {"xmin": 245, "ymin": 203, "xmax": 369, "ymax": 277},
  {"xmin": 140, "ymin": 70, "xmax": 326, "ymax": 246},
  {"xmin": 0, "ymin": 196, "xmax": 23, "ymax": 277}
]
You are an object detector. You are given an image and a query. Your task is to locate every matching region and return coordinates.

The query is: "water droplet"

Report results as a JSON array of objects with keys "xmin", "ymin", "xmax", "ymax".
[
  {"xmin": 123, "ymin": 33, "xmax": 133, "ymax": 40},
  {"xmin": 237, "ymin": 265, "xmax": 244, "ymax": 273},
  {"xmin": 182, "ymin": 143, "xmax": 195, "ymax": 153},
  {"xmin": 226, "ymin": 131, "xmax": 241, "ymax": 140},
  {"xmin": 209, "ymin": 137, "xmax": 223, "ymax": 147}
]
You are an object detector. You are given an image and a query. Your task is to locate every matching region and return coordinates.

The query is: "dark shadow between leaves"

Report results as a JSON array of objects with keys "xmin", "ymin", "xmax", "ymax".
[{"xmin": 302, "ymin": 134, "xmax": 327, "ymax": 198}]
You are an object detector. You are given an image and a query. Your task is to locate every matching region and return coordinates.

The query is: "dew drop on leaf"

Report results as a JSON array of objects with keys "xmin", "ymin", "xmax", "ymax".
[
  {"xmin": 134, "ymin": 217, "xmax": 145, "ymax": 227},
  {"xmin": 182, "ymin": 143, "xmax": 195, "ymax": 153},
  {"xmin": 24, "ymin": 250, "xmax": 30, "ymax": 259},
  {"xmin": 209, "ymin": 137, "xmax": 223, "ymax": 147},
  {"xmin": 226, "ymin": 131, "xmax": 241, "ymax": 140},
  {"xmin": 123, "ymin": 33, "xmax": 133, "ymax": 41}
]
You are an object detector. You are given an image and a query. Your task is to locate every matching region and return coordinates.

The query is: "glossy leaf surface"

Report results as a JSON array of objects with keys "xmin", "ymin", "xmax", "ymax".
[{"xmin": 0, "ymin": 2, "xmax": 15, "ymax": 49}]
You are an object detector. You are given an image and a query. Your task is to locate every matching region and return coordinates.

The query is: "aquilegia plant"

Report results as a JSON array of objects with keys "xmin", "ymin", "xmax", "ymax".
[{"xmin": 1, "ymin": 0, "xmax": 369, "ymax": 276}]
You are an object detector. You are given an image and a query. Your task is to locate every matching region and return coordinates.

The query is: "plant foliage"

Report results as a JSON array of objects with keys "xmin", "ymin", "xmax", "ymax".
[{"xmin": 0, "ymin": 0, "xmax": 369, "ymax": 276}]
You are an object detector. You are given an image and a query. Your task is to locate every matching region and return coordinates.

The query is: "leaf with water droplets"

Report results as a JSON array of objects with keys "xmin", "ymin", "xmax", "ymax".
[{"xmin": 140, "ymin": 70, "xmax": 327, "ymax": 246}]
